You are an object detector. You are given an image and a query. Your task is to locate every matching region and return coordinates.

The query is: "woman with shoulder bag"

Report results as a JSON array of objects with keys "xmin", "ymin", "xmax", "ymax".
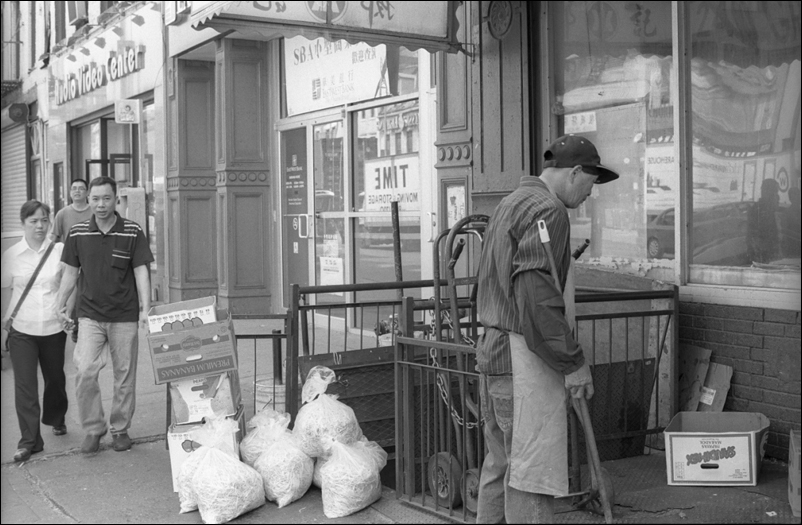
[{"xmin": 1, "ymin": 201, "xmax": 73, "ymax": 462}]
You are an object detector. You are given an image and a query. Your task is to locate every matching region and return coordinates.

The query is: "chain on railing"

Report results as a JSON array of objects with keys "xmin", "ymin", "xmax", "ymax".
[{"xmin": 427, "ymin": 304, "xmax": 481, "ymax": 429}]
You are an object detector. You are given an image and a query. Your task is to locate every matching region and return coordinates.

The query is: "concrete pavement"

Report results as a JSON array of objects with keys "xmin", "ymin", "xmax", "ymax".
[
  {"xmin": 0, "ymin": 319, "xmax": 454, "ymax": 524},
  {"xmin": 1, "ymin": 319, "xmax": 800, "ymax": 524}
]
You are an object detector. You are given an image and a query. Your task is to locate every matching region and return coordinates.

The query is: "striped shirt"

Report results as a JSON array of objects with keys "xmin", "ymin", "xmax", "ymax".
[
  {"xmin": 62, "ymin": 212, "xmax": 154, "ymax": 323},
  {"xmin": 476, "ymin": 176, "xmax": 584, "ymax": 376}
]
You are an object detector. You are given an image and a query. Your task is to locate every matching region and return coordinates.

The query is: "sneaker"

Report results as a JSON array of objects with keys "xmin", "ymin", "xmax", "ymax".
[
  {"xmin": 81, "ymin": 431, "xmax": 107, "ymax": 454},
  {"xmin": 52, "ymin": 425, "xmax": 67, "ymax": 436},
  {"xmin": 111, "ymin": 432, "xmax": 132, "ymax": 452}
]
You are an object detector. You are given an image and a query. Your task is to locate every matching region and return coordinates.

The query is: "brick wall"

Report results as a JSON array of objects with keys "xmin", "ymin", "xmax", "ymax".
[{"xmin": 679, "ymin": 303, "xmax": 801, "ymax": 461}]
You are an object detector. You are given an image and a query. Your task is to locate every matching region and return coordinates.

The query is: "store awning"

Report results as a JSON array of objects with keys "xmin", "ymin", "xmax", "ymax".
[{"xmin": 190, "ymin": 0, "xmax": 462, "ymax": 54}]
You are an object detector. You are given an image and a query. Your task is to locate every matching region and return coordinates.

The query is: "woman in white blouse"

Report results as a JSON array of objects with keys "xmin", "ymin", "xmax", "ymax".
[{"xmin": 1, "ymin": 200, "xmax": 71, "ymax": 462}]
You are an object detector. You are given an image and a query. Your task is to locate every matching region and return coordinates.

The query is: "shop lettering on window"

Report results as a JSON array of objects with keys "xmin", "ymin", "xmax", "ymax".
[{"xmin": 360, "ymin": 1, "xmax": 395, "ymax": 27}]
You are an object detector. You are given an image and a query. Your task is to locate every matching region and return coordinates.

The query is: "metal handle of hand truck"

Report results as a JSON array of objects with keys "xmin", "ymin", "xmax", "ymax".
[
  {"xmin": 572, "ymin": 238, "xmax": 590, "ymax": 260},
  {"xmin": 448, "ymin": 238, "xmax": 466, "ymax": 270}
]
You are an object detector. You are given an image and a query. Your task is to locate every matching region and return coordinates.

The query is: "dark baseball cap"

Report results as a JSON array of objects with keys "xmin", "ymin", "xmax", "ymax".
[{"xmin": 543, "ymin": 135, "xmax": 619, "ymax": 184}]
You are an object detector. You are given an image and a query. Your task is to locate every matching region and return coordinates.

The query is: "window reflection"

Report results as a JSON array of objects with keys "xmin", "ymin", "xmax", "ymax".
[
  {"xmin": 553, "ymin": 1, "xmax": 675, "ymax": 262},
  {"xmin": 690, "ymin": 1, "xmax": 801, "ymax": 268},
  {"xmin": 353, "ymin": 99, "xmax": 423, "ymax": 330},
  {"xmin": 313, "ymin": 121, "xmax": 344, "ymax": 212},
  {"xmin": 355, "ymin": 100, "xmax": 421, "ymax": 243}
]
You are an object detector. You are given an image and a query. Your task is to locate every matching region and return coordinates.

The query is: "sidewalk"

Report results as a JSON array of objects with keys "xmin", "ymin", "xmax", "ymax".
[{"xmin": 1, "ymin": 321, "xmax": 800, "ymax": 524}]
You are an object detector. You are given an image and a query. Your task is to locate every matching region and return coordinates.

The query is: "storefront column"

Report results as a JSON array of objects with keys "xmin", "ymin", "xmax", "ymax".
[
  {"xmin": 214, "ymin": 39, "xmax": 274, "ymax": 315},
  {"xmin": 165, "ymin": 58, "xmax": 219, "ymax": 302}
]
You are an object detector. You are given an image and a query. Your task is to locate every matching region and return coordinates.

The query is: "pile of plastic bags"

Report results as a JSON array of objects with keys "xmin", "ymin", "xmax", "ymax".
[
  {"xmin": 293, "ymin": 366, "xmax": 388, "ymax": 518},
  {"xmin": 174, "ymin": 366, "xmax": 387, "ymax": 520},
  {"xmin": 177, "ymin": 415, "xmax": 265, "ymax": 524}
]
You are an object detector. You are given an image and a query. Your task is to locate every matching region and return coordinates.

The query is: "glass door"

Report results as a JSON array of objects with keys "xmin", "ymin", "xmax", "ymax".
[{"xmin": 313, "ymin": 120, "xmax": 347, "ymax": 307}]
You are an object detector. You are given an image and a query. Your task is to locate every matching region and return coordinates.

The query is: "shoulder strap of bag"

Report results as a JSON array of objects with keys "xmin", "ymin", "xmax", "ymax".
[{"xmin": 5, "ymin": 242, "xmax": 56, "ymax": 330}]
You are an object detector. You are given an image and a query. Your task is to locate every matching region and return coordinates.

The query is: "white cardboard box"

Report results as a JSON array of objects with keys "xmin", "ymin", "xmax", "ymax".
[
  {"xmin": 168, "ymin": 406, "xmax": 245, "ymax": 492},
  {"xmin": 664, "ymin": 412, "xmax": 770, "ymax": 486},
  {"xmin": 147, "ymin": 296, "xmax": 218, "ymax": 334},
  {"xmin": 169, "ymin": 371, "xmax": 241, "ymax": 425}
]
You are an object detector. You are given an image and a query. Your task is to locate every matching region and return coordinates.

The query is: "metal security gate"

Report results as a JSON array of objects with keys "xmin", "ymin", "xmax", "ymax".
[{"xmin": 1, "ymin": 123, "xmax": 28, "ymax": 234}]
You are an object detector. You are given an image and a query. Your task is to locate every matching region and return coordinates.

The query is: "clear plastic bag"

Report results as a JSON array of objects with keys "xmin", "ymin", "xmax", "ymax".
[
  {"xmin": 176, "ymin": 415, "xmax": 265, "ymax": 523},
  {"xmin": 240, "ymin": 407, "xmax": 291, "ymax": 467},
  {"xmin": 192, "ymin": 448, "xmax": 265, "ymax": 524},
  {"xmin": 319, "ymin": 438, "xmax": 387, "ymax": 518},
  {"xmin": 253, "ymin": 433, "xmax": 314, "ymax": 508},
  {"xmin": 293, "ymin": 366, "xmax": 362, "ymax": 458},
  {"xmin": 177, "ymin": 415, "xmax": 240, "ymax": 514},
  {"xmin": 313, "ymin": 437, "xmax": 385, "ymax": 489},
  {"xmin": 312, "ymin": 456, "xmax": 327, "ymax": 489}
]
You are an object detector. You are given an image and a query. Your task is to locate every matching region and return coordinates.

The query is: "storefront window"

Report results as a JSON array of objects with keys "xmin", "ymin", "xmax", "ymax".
[
  {"xmin": 689, "ymin": 2, "xmax": 801, "ymax": 284},
  {"xmin": 77, "ymin": 121, "xmax": 103, "ymax": 180},
  {"xmin": 552, "ymin": 1, "xmax": 676, "ymax": 269},
  {"xmin": 353, "ymin": 100, "xmax": 422, "ymax": 327}
]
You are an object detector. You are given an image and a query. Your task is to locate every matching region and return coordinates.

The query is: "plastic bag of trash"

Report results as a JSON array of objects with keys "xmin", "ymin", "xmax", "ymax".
[
  {"xmin": 319, "ymin": 437, "xmax": 388, "ymax": 518},
  {"xmin": 312, "ymin": 456, "xmax": 327, "ymax": 489},
  {"xmin": 253, "ymin": 432, "xmax": 314, "ymax": 508},
  {"xmin": 177, "ymin": 415, "xmax": 240, "ymax": 514},
  {"xmin": 240, "ymin": 406, "xmax": 291, "ymax": 467},
  {"xmin": 177, "ymin": 415, "xmax": 265, "ymax": 523},
  {"xmin": 293, "ymin": 366, "xmax": 362, "ymax": 458},
  {"xmin": 313, "ymin": 436, "xmax": 385, "ymax": 489},
  {"xmin": 192, "ymin": 447, "xmax": 265, "ymax": 523},
  {"xmin": 246, "ymin": 405, "xmax": 289, "ymax": 431},
  {"xmin": 301, "ymin": 365, "xmax": 337, "ymax": 403}
]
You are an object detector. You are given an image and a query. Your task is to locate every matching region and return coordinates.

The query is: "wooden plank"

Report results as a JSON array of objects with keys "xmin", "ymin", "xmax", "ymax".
[
  {"xmin": 697, "ymin": 362, "xmax": 733, "ymax": 412},
  {"xmin": 678, "ymin": 345, "xmax": 712, "ymax": 412}
]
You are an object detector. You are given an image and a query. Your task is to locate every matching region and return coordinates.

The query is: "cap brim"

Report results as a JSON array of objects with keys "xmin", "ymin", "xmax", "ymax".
[{"xmin": 586, "ymin": 164, "xmax": 619, "ymax": 184}]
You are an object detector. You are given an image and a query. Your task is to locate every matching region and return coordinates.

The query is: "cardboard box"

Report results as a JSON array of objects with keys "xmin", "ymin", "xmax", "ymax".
[
  {"xmin": 169, "ymin": 371, "xmax": 242, "ymax": 425},
  {"xmin": 147, "ymin": 308, "xmax": 237, "ymax": 384},
  {"xmin": 790, "ymin": 429, "xmax": 801, "ymax": 518},
  {"xmin": 148, "ymin": 296, "xmax": 218, "ymax": 334},
  {"xmin": 168, "ymin": 405, "xmax": 246, "ymax": 492},
  {"xmin": 664, "ymin": 412, "xmax": 770, "ymax": 486}
]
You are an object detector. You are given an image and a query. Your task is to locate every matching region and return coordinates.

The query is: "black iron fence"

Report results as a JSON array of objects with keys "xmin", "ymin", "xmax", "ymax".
[{"xmin": 394, "ymin": 287, "xmax": 678, "ymax": 522}]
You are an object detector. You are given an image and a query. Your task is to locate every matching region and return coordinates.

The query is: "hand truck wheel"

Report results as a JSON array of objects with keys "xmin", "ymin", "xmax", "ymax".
[
  {"xmin": 427, "ymin": 452, "xmax": 463, "ymax": 508},
  {"xmin": 461, "ymin": 467, "xmax": 481, "ymax": 514}
]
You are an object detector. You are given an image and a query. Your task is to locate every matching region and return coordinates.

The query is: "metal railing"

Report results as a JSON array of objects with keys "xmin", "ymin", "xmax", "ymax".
[
  {"xmin": 395, "ymin": 286, "xmax": 679, "ymax": 522},
  {"xmin": 231, "ymin": 313, "xmax": 289, "ymax": 416}
]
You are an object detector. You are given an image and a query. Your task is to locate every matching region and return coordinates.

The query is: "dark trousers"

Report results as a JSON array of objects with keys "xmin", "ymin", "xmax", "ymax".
[{"xmin": 8, "ymin": 328, "xmax": 68, "ymax": 452}]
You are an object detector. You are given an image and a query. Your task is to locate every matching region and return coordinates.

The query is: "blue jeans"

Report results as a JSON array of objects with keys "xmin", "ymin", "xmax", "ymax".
[
  {"xmin": 73, "ymin": 318, "xmax": 138, "ymax": 436},
  {"xmin": 476, "ymin": 374, "xmax": 555, "ymax": 524}
]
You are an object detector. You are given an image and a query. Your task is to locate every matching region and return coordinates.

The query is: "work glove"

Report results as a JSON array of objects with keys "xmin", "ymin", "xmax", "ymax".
[{"xmin": 564, "ymin": 361, "xmax": 594, "ymax": 400}]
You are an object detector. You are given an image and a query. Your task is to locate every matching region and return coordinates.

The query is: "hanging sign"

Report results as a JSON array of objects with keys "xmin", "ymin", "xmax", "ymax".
[
  {"xmin": 192, "ymin": 1, "xmax": 459, "ymax": 53},
  {"xmin": 115, "ymin": 99, "xmax": 141, "ymax": 124},
  {"xmin": 284, "ymin": 36, "xmax": 386, "ymax": 116}
]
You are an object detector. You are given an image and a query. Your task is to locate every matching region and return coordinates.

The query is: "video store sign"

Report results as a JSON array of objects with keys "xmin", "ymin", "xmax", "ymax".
[{"xmin": 55, "ymin": 45, "xmax": 146, "ymax": 105}]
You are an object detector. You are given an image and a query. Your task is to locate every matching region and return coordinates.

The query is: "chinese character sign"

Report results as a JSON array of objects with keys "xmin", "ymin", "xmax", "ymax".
[{"xmin": 284, "ymin": 36, "xmax": 386, "ymax": 115}]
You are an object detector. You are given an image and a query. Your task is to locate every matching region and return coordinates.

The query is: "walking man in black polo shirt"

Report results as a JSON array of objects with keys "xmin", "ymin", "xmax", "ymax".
[{"xmin": 55, "ymin": 176, "xmax": 153, "ymax": 454}]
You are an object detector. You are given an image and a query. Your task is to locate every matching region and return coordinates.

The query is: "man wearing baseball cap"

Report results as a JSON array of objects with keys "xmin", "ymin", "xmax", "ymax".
[{"xmin": 475, "ymin": 135, "xmax": 619, "ymax": 523}]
